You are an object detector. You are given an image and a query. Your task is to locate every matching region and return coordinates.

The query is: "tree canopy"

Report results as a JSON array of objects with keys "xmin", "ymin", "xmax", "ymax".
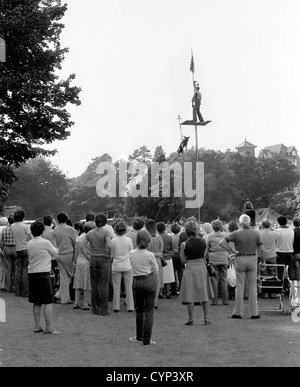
[{"xmin": 0, "ymin": 0, "xmax": 81, "ymax": 205}]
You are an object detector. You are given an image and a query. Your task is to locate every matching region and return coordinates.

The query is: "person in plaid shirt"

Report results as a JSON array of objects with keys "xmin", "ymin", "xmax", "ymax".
[{"xmin": 1, "ymin": 215, "xmax": 17, "ymax": 292}]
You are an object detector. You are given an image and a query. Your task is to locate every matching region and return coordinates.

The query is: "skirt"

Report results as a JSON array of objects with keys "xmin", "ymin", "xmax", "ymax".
[
  {"xmin": 28, "ymin": 272, "xmax": 54, "ymax": 305},
  {"xmin": 179, "ymin": 259, "xmax": 213, "ymax": 304},
  {"xmin": 73, "ymin": 255, "xmax": 91, "ymax": 291}
]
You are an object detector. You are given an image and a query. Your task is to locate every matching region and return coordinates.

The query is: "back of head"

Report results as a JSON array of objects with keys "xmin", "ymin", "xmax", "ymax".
[
  {"xmin": 0, "ymin": 217, "xmax": 8, "ymax": 226},
  {"xmin": 262, "ymin": 220, "xmax": 271, "ymax": 229},
  {"xmin": 277, "ymin": 216, "xmax": 287, "ymax": 226},
  {"xmin": 75, "ymin": 221, "xmax": 84, "ymax": 234},
  {"xmin": 145, "ymin": 219, "xmax": 157, "ymax": 237},
  {"xmin": 171, "ymin": 223, "xmax": 181, "ymax": 234},
  {"xmin": 239, "ymin": 214, "xmax": 251, "ymax": 228},
  {"xmin": 14, "ymin": 209, "xmax": 25, "ymax": 222},
  {"xmin": 8, "ymin": 215, "xmax": 15, "ymax": 225},
  {"xmin": 83, "ymin": 221, "xmax": 95, "ymax": 234},
  {"xmin": 57, "ymin": 212, "xmax": 68, "ymax": 224},
  {"xmin": 86, "ymin": 212, "xmax": 95, "ymax": 222},
  {"xmin": 293, "ymin": 217, "xmax": 300, "ymax": 228},
  {"xmin": 30, "ymin": 221, "xmax": 45, "ymax": 237},
  {"xmin": 43, "ymin": 215, "xmax": 53, "ymax": 226},
  {"xmin": 136, "ymin": 229, "xmax": 151, "ymax": 249},
  {"xmin": 114, "ymin": 220, "xmax": 127, "ymax": 236},
  {"xmin": 244, "ymin": 201, "xmax": 254, "ymax": 210},
  {"xmin": 156, "ymin": 222, "xmax": 166, "ymax": 234},
  {"xmin": 228, "ymin": 220, "xmax": 239, "ymax": 232},
  {"xmin": 185, "ymin": 220, "xmax": 198, "ymax": 237},
  {"xmin": 211, "ymin": 219, "xmax": 223, "ymax": 232},
  {"xmin": 95, "ymin": 212, "xmax": 107, "ymax": 227},
  {"xmin": 203, "ymin": 222, "xmax": 213, "ymax": 234},
  {"xmin": 133, "ymin": 217, "xmax": 144, "ymax": 231}
]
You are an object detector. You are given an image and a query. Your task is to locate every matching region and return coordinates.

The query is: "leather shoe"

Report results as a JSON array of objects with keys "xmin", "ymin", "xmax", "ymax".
[
  {"xmin": 251, "ymin": 315, "xmax": 261, "ymax": 319},
  {"xmin": 231, "ymin": 314, "xmax": 242, "ymax": 319}
]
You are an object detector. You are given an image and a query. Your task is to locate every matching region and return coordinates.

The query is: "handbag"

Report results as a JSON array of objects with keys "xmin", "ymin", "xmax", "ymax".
[
  {"xmin": 227, "ymin": 264, "xmax": 236, "ymax": 287},
  {"xmin": 207, "ymin": 263, "xmax": 217, "ymax": 277}
]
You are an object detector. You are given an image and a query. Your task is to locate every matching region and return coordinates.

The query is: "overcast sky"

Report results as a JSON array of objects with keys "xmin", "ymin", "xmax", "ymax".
[{"xmin": 46, "ymin": 0, "xmax": 300, "ymax": 178}]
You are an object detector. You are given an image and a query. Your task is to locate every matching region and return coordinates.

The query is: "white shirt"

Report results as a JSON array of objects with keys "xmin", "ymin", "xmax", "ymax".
[
  {"xmin": 27, "ymin": 236, "xmax": 58, "ymax": 273},
  {"xmin": 111, "ymin": 235, "xmax": 133, "ymax": 272},
  {"xmin": 129, "ymin": 248, "xmax": 158, "ymax": 277},
  {"xmin": 276, "ymin": 227, "xmax": 294, "ymax": 253}
]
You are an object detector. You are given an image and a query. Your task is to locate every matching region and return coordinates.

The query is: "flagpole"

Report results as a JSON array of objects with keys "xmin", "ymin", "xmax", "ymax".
[{"xmin": 190, "ymin": 49, "xmax": 200, "ymax": 224}]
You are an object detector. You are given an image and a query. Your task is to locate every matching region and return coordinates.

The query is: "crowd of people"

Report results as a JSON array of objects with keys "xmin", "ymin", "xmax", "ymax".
[{"xmin": 0, "ymin": 203, "xmax": 300, "ymax": 345}]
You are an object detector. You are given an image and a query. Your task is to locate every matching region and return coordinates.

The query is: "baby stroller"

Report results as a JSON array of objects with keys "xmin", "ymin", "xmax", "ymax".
[{"xmin": 257, "ymin": 264, "xmax": 285, "ymax": 312}]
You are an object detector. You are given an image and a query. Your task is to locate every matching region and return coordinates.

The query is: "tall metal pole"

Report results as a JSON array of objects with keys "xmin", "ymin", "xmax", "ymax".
[
  {"xmin": 195, "ymin": 122, "xmax": 200, "ymax": 224},
  {"xmin": 191, "ymin": 49, "xmax": 200, "ymax": 224}
]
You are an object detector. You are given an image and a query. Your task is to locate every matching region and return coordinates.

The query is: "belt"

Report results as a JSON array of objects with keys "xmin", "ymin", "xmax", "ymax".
[
  {"xmin": 134, "ymin": 273, "xmax": 153, "ymax": 280},
  {"xmin": 236, "ymin": 253, "xmax": 256, "ymax": 256}
]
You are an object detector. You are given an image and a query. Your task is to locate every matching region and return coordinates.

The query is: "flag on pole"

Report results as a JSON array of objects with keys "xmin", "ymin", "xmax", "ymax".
[{"xmin": 190, "ymin": 54, "xmax": 194, "ymax": 73}]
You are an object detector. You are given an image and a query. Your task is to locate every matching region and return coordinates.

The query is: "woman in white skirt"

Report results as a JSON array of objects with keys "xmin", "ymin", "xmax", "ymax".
[{"xmin": 179, "ymin": 220, "xmax": 213, "ymax": 326}]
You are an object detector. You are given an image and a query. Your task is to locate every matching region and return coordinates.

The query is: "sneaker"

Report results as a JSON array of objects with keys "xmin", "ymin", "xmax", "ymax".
[
  {"xmin": 129, "ymin": 337, "xmax": 142, "ymax": 343},
  {"xmin": 143, "ymin": 340, "xmax": 156, "ymax": 346}
]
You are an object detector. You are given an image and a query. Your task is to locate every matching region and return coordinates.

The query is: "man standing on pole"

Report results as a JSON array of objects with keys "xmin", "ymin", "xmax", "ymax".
[{"xmin": 192, "ymin": 81, "xmax": 204, "ymax": 123}]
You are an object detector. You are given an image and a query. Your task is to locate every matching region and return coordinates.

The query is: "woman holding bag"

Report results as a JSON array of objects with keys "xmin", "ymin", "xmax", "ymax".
[{"xmin": 204, "ymin": 219, "xmax": 229, "ymax": 306}]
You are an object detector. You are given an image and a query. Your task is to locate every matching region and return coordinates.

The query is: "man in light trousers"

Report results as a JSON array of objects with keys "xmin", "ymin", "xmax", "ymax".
[{"xmin": 219, "ymin": 214, "xmax": 267, "ymax": 319}]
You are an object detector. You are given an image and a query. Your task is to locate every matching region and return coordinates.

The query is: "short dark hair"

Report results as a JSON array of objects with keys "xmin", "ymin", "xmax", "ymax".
[
  {"xmin": 8, "ymin": 215, "xmax": 15, "ymax": 225},
  {"xmin": 228, "ymin": 220, "xmax": 239, "ymax": 232},
  {"xmin": 57, "ymin": 212, "xmax": 68, "ymax": 224},
  {"xmin": 13, "ymin": 209, "xmax": 25, "ymax": 222},
  {"xmin": 262, "ymin": 220, "xmax": 271, "ymax": 229},
  {"xmin": 43, "ymin": 215, "xmax": 53, "ymax": 226},
  {"xmin": 75, "ymin": 221, "xmax": 84, "ymax": 233},
  {"xmin": 145, "ymin": 219, "xmax": 157, "ymax": 237},
  {"xmin": 86, "ymin": 212, "xmax": 95, "ymax": 222},
  {"xmin": 171, "ymin": 223, "xmax": 181, "ymax": 234},
  {"xmin": 211, "ymin": 220, "xmax": 223, "ymax": 232},
  {"xmin": 136, "ymin": 229, "xmax": 151, "ymax": 249},
  {"xmin": 156, "ymin": 222, "xmax": 166, "ymax": 234},
  {"xmin": 115, "ymin": 220, "xmax": 127, "ymax": 236},
  {"xmin": 293, "ymin": 217, "xmax": 300, "ymax": 228},
  {"xmin": 277, "ymin": 216, "xmax": 287, "ymax": 226},
  {"xmin": 133, "ymin": 217, "xmax": 144, "ymax": 231},
  {"xmin": 30, "ymin": 221, "xmax": 45, "ymax": 237},
  {"xmin": 95, "ymin": 213, "xmax": 107, "ymax": 227},
  {"xmin": 244, "ymin": 201, "xmax": 253, "ymax": 210}
]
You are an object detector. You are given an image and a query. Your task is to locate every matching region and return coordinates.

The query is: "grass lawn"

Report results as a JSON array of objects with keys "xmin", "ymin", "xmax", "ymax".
[{"xmin": 0, "ymin": 290, "xmax": 300, "ymax": 367}]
